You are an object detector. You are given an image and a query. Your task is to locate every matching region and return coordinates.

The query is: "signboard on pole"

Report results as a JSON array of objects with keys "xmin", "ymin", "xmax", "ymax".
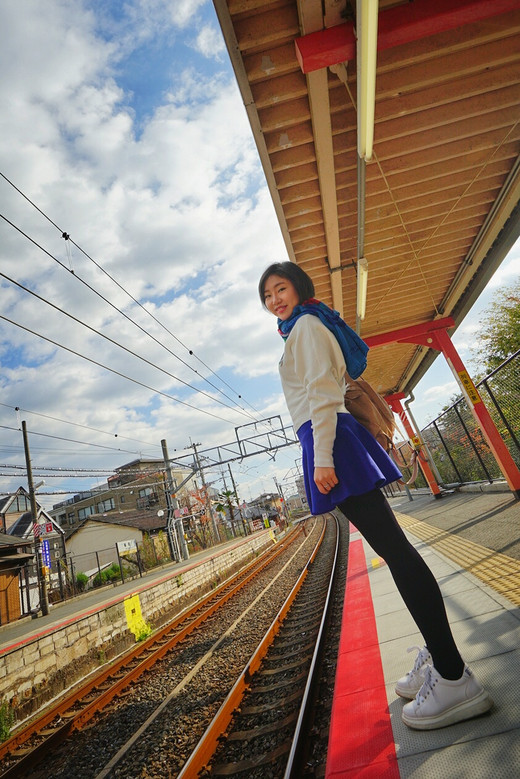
[
  {"xmin": 116, "ymin": 539, "xmax": 138, "ymax": 557},
  {"xmin": 41, "ymin": 539, "xmax": 51, "ymax": 571}
]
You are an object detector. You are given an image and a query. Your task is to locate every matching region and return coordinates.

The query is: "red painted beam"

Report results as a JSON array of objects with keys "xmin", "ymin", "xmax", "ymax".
[
  {"xmin": 295, "ymin": 0, "xmax": 520, "ymax": 73},
  {"xmin": 364, "ymin": 317, "xmax": 455, "ymax": 349}
]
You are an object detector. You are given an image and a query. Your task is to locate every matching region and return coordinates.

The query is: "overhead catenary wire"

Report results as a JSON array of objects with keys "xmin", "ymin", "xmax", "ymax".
[
  {"xmin": 0, "ymin": 314, "xmax": 255, "ymax": 426},
  {"xmin": 0, "ymin": 213, "xmax": 260, "ymax": 423},
  {"xmin": 0, "ymin": 424, "xmax": 147, "ymax": 455},
  {"xmin": 0, "ymin": 170, "xmax": 263, "ymax": 418},
  {"xmin": 0, "ymin": 401, "xmax": 160, "ymax": 449},
  {"xmin": 1, "ymin": 271, "xmax": 255, "ymax": 419}
]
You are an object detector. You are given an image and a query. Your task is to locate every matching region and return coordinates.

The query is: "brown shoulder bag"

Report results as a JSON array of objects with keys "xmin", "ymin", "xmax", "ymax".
[{"xmin": 343, "ymin": 374, "xmax": 396, "ymax": 451}]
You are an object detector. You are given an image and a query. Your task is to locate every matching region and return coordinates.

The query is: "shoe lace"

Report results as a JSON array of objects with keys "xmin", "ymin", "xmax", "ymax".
[
  {"xmin": 415, "ymin": 664, "xmax": 438, "ymax": 704},
  {"xmin": 407, "ymin": 645, "xmax": 430, "ymax": 675}
]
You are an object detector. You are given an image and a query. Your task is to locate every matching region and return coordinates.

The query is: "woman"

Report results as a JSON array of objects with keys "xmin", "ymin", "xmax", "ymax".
[{"xmin": 259, "ymin": 261, "xmax": 492, "ymax": 730}]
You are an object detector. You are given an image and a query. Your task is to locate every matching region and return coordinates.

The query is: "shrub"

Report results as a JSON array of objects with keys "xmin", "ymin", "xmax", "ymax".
[
  {"xmin": 76, "ymin": 572, "xmax": 89, "ymax": 592},
  {"xmin": 0, "ymin": 700, "xmax": 13, "ymax": 742}
]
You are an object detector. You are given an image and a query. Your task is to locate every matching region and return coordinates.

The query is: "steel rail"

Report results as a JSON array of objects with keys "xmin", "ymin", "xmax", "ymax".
[
  {"xmin": 176, "ymin": 516, "xmax": 329, "ymax": 778},
  {"xmin": 0, "ymin": 528, "xmax": 300, "ymax": 777},
  {"xmin": 283, "ymin": 512, "xmax": 340, "ymax": 778}
]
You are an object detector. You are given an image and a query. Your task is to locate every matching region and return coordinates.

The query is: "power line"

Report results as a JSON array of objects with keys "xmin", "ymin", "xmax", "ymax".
[
  {"xmin": 1, "ymin": 271, "xmax": 255, "ymax": 418},
  {"xmin": 0, "ymin": 424, "xmax": 144, "ymax": 454},
  {"xmin": 0, "ymin": 211, "xmax": 260, "ymax": 421},
  {"xmin": 0, "ymin": 401, "xmax": 160, "ymax": 448},
  {"xmin": 0, "ymin": 315, "xmax": 251, "ymax": 426},
  {"xmin": 0, "ymin": 169, "xmax": 263, "ymax": 416}
]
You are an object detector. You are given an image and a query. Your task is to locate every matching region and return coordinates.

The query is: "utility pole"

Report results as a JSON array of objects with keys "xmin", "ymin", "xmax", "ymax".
[
  {"xmin": 228, "ymin": 464, "xmax": 248, "ymax": 536},
  {"xmin": 192, "ymin": 442, "xmax": 220, "ymax": 543},
  {"xmin": 161, "ymin": 439, "xmax": 189, "ymax": 561},
  {"xmin": 22, "ymin": 421, "xmax": 49, "ymax": 616}
]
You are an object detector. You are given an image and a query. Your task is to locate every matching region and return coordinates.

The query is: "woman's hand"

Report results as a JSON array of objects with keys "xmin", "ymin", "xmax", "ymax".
[{"xmin": 314, "ymin": 466, "xmax": 338, "ymax": 495}]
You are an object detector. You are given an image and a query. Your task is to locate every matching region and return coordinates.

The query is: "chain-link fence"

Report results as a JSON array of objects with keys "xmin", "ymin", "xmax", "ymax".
[{"xmin": 402, "ymin": 350, "xmax": 520, "ymax": 488}]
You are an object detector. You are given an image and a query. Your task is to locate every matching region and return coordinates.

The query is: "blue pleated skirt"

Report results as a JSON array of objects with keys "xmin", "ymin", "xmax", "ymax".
[{"xmin": 297, "ymin": 413, "xmax": 402, "ymax": 515}]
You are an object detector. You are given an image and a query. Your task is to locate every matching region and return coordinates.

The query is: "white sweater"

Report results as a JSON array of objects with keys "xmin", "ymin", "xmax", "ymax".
[{"xmin": 279, "ymin": 315, "xmax": 347, "ymax": 468}]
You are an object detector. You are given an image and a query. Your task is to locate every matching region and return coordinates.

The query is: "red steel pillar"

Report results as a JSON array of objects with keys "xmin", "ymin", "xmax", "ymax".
[
  {"xmin": 429, "ymin": 329, "xmax": 520, "ymax": 499},
  {"xmin": 385, "ymin": 393, "xmax": 442, "ymax": 498}
]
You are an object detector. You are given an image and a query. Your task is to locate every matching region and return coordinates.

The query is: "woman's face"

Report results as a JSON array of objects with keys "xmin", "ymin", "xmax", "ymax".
[{"xmin": 263, "ymin": 274, "xmax": 300, "ymax": 320}]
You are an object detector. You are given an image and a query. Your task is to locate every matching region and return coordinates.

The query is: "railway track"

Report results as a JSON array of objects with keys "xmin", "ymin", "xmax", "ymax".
[
  {"xmin": 0, "ymin": 524, "xmax": 307, "ymax": 778},
  {"xmin": 183, "ymin": 512, "xmax": 340, "ymax": 778},
  {"xmin": 0, "ymin": 513, "xmax": 350, "ymax": 778}
]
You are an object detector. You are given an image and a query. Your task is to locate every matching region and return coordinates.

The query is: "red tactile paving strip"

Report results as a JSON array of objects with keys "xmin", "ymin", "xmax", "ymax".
[{"xmin": 325, "ymin": 536, "xmax": 399, "ymax": 778}]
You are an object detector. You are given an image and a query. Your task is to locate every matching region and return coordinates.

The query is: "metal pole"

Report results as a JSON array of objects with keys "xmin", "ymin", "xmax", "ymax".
[
  {"xmin": 161, "ymin": 438, "xmax": 181, "ymax": 561},
  {"xmin": 22, "ymin": 421, "xmax": 49, "ymax": 616},
  {"xmin": 228, "ymin": 464, "xmax": 248, "ymax": 536},
  {"xmin": 192, "ymin": 442, "xmax": 220, "ymax": 542}
]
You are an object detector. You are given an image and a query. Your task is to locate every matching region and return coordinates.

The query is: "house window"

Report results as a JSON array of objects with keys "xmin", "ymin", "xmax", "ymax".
[
  {"xmin": 97, "ymin": 498, "xmax": 115, "ymax": 513},
  {"xmin": 78, "ymin": 505, "xmax": 95, "ymax": 520}
]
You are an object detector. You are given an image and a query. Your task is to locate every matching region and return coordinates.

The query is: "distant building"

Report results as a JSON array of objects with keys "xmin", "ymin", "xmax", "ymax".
[{"xmin": 50, "ymin": 458, "xmax": 197, "ymax": 528}]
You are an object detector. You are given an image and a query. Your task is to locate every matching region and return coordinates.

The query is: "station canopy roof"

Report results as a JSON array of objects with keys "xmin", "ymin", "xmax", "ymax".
[{"xmin": 214, "ymin": 0, "xmax": 520, "ymax": 395}]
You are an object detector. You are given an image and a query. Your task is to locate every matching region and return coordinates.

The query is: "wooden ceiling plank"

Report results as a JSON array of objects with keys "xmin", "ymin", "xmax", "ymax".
[
  {"xmin": 373, "ymin": 37, "xmax": 520, "ymax": 101},
  {"xmin": 365, "ymin": 166, "xmax": 511, "ymax": 209},
  {"xmin": 361, "ymin": 175, "xmax": 506, "ymax": 219},
  {"xmin": 264, "ymin": 123, "xmax": 315, "ymax": 153},
  {"xmin": 244, "ymin": 42, "xmax": 301, "ymax": 84},
  {"xmin": 234, "ymin": 6, "xmax": 300, "ymax": 54},
  {"xmin": 373, "ymin": 86, "xmax": 520, "ymax": 146},
  {"xmin": 330, "ymin": 63, "xmax": 520, "ymax": 135},
  {"xmin": 251, "ymin": 71, "xmax": 309, "ymax": 108},
  {"xmin": 375, "ymin": 9, "xmax": 520, "ymax": 73},
  {"xmin": 366, "ymin": 142, "xmax": 518, "ymax": 190},
  {"xmin": 373, "ymin": 108, "xmax": 520, "ymax": 163},
  {"xmin": 260, "ymin": 98, "xmax": 311, "ymax": 132},
  {"xmin": 270, "ymin": 142, "xmax": 317, "ymax": 171},
  {"xmin": 373, "ymin": 125, "xmax": 520, "ymax": 177},
  {"xmin": 274, "ymin": 163, "xmax": 319, "ymax": 189}
]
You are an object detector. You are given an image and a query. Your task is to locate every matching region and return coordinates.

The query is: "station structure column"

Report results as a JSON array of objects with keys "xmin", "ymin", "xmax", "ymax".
[
  {"xmin": 366, "ymin": 317, "xmax": 520, "ymax": 500},
  {"xmin": 385, "ymin": 392, "xmax": 442, "ymax": 498}
]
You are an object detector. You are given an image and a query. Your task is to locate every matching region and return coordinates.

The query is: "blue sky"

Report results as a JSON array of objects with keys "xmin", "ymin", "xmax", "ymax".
[{"xmin": 0, "ymin": 0, "xmax": 518, "ymax": 507}]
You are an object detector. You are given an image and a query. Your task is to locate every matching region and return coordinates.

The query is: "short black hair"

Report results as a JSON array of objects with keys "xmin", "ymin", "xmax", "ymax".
[{"xmin": 258, "ymin": 262, "xmax": 315, "ymax": 307}]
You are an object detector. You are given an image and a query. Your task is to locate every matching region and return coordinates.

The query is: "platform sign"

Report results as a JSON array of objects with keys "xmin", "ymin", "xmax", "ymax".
[
  {"xmin": 41, "ymin": 539, "xmax": 51, "ymax": 569},
  {"xmin": 116, "ymin": 539, "xmax": 137, "ymax": 557}
]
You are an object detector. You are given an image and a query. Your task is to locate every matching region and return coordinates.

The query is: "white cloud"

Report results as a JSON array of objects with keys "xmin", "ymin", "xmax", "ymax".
[
  {"xmin": 0, "ymin": 0, "xmax": 291, "ymax": 505},
  {"xmin": 192, "ymin": 24, "xmax": 226, "ymax": 59}
]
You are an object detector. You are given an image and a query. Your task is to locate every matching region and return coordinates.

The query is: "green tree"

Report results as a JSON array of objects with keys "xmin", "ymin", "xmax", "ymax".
[
  {"xmin": 216, "ymin": 489, "xmax": 239, "ymax": 537},
  {"xmin": 471, "ymin": 280, "xmax": 520, "ymax": 374}
]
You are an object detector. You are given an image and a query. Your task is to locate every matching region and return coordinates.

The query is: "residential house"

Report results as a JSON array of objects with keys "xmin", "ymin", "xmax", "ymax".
[
  {"xmin": 50, "ymin": 457, "xmax": 198, "ymax": 529},
  {"xmin": 0, "ymin": 532, "xmax": 34, "ymax": 624}
]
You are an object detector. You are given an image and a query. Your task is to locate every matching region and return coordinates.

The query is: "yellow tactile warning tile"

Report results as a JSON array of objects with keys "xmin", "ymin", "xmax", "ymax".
[{"xmin": 395, "ymin": 512, "xmax": 520, "ymax": 608}]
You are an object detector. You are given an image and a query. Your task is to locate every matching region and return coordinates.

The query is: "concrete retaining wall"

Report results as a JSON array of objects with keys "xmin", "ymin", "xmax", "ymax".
[{"xmin": 0, "ymin": 531, "xmax": 274, "ymax": 724}]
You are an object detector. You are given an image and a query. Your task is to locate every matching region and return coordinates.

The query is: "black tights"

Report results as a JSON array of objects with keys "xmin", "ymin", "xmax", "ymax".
[{"xmin": 338, "ymin": 488, "xmax": 464, "ymax": 680}]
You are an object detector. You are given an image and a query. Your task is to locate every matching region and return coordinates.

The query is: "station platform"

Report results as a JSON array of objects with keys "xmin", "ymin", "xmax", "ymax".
[{"xmin": 326, "ymin": 490, "xmax": 520, "ymax": 778}]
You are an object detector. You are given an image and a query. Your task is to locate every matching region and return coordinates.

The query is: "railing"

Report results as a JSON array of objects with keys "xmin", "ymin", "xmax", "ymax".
[{"xmin": 396, "ymin": 350, "xmax": 520, "ymax": 489}]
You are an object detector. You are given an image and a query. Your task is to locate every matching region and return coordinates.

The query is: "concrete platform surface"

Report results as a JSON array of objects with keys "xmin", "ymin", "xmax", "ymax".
[{"xmin": 325, "ymin": 490, "xmax": 520, "ymax": 778}]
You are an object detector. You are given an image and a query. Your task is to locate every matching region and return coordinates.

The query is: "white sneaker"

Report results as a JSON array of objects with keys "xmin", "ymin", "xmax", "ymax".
[
  {"xmin": 395, "ymin": 645, "xmax": 432, "ymax": 700},
  {"xmin": 402, "ymin": 664, "xmax": 493, "ymax": 730}
]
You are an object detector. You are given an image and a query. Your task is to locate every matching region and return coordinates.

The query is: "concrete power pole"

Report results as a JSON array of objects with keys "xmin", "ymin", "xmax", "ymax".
[
  {"xmin": 22, "ymin": 421, "xmax": 49, "ymax": 616},
  {"xmin": 228, "ymin": 464, "xmax": 248, "ymax": 536},
  {"xmin": 192, "ymin": 442, "xmax": 220, "ymax": 543},
  {"xmin": 161, "ymin": 439, "xmax": 189, "ymax": 561}
]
